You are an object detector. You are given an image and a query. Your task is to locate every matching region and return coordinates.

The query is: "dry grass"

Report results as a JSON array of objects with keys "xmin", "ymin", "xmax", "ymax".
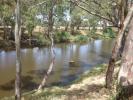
[
  {"xmin": 22, "ymin": 63, "xmax": 120, "ymax": 100},
  {"xmin": 2, "ymin": 63, "xmax": 120, "ymax": 100}
]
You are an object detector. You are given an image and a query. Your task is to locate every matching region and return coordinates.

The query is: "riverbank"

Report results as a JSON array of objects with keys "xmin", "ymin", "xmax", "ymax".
[
  {"xmin": 0, "ymin": 31, "xmax": 115, "ymax": 51},
  {"xmin": 2, "ymin": 61, "xmax": 120, "ymax": 100}
]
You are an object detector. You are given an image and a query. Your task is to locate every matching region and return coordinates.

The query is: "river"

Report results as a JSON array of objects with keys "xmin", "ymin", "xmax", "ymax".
[{"xmin": 0, "ymin": 39, "xmax": 114, "ymax": 98}]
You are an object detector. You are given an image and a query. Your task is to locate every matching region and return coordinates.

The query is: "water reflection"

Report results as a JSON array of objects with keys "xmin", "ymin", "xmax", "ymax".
[{"xmin": 0, "ymin": 39, "xmax": 114, "ymax": 97}]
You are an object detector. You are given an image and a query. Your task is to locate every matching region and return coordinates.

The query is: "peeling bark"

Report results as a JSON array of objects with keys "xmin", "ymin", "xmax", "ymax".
[
  {"xmin": 118, "ymin": 17, "xmax": 133, "ymax": 86},
  {"xmin": 116, "ymin": 17, "xmax": 133, "ymax": 100},
  {"xmin": 106, "ymin": 5, "xmax": 133, "ymax": 89}
]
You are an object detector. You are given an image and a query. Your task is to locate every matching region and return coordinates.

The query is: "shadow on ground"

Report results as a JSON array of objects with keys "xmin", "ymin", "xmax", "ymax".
[{"xmin": 0, "ymin": 76, "xmax": 38, "ymax": 91}]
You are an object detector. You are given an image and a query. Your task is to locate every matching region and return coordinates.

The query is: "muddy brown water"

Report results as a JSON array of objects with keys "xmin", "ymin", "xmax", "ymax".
[{"xmin": 0, "ymin": 39, "xmax": 114, "ymax": 98}]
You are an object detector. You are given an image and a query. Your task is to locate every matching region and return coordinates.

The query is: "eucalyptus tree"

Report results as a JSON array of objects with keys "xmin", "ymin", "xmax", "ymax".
[
  {"xmin": 106, "ymin": 0, "xmax": 129, "ymax": 88},
  {"xmin": 117, "ymin": 6, "xmax": 133, "ymax": 99},
  {"xmin": 54, "ymin": 0, "xmax": 70, "ymax": 31},
  {"xmin": 70, "ymin": 0, "xmax": 116, "ymax": 26},
  {"xmin": 118, "ymin": 13, "xmax": 133, "ymax": 86},
  {"xmin": 70, "ymin": 6, "xmax": 84, "ymax": 34},
  {"xmin": 37, "ymin": 0, "xmax": 57, "ymax": 91},
  {"xmin": 70, "ymin": 0, "xmax": 130, "ymax": 89},
  {"xmin": 21, "ymin": 0, "xmax": 39, "ymax": 32},
  {"xmin": 23, "ymin": 7, "xmax": 38, "ymax": 45},
  {"xmin": 14, "ymin": 0, "xmax": 21, "ymax": 99}
]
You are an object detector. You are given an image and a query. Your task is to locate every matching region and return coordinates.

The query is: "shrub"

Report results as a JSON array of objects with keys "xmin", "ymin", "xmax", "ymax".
[
  {"xmin": 103, "ymin": 27, "xmax": 116, "ymax": 38},
  {"xmin": 37, "ymin": 35, "xmax": 50, "ymax": 46},
  {"xmin": 75, "ymin": 35, "xmax": 88, "ymax": 43},
  {"xmin": 90, "ymin": 27, "xmax": 97, "ymax": 34},
  {"xmin": 54, "ymin": 31, "xmax": 71, "ymax": 42}
]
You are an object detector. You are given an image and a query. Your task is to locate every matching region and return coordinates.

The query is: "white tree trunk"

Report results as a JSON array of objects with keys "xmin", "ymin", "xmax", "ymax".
[
  {"xmin": 106, "ymin": 5, "xmax": 133, "ymax": 88},
  {"xmin": 118, "ymin": 17, "xmax": 133, "ymax": 86},
  {"xmin": 37, "ymin": 0, "xmax": 56, "ymax": 91},
  {"xmin": 14, "ymin": 0, "xmax": 22, "ymax": 100}
]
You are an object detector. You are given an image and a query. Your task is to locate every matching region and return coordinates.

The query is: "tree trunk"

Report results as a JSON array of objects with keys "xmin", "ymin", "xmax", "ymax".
[
  {"xmin": 105, "ymin": 5, "xmax": 133, "ymax": 89},
  {"xmin": 70, "ymin": 24, "xmax": 74, "ymax": 35},
  {"xmin": 118, "ymin": 17, "xmax": 133, "ymax": 87},
  {"xmin": 117, "ymin": 0, "xmax": 128, "ymax": 57},
  {"xmin": 65, "ymin": 22, "xmax": 69, "ymax": 31},
  {"xmin": 38, "ymin": 35, "xmax": 55, "ymax": 90},
  {"xmin": 102, "ymin": 20, "xmax": 107, "ymax": 31},
  {"xmin": 47, "ymin": 0, "xmax": 55, "ymax": 35},
  {"xmin": 76, "ymin": 25, "xmax": 80, "ymax": 30},
  {"xmin": 3, "ymin": 22, "xmax": 7, "ymax": 40},
  {"xmin": 116, "ymin": 17, "xmax": 133, "ymax": 100},
  {"xmin": 29, "ymin": 32, "xmax": 32, "ymax": 46},
  {"xmin": 37, "ymin": 0, "xmax": 56, "ymax": 91},
  {"xmin": 14, "ymin": 0, "xmax": 22, "ymax": 100}
]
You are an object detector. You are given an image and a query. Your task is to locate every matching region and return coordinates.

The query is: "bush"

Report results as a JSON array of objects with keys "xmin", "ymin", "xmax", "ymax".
[
  {"xmin": 54, "ymin": 31, "xmax": 71, "ymax": 42},
  {"xmin": 75, "ymin": 35, "xmax": 89, "ymax": 43},
  {"xmin": 90, "ymin": 27, "xmax": 97, "ymax": 34},
  {"xmin": 103, "ymin": 27, "xmax": 116, "ymax": 38},
  {"xmin": 37, "ymin": 35, "xmax": 50, "ymax": 46}
]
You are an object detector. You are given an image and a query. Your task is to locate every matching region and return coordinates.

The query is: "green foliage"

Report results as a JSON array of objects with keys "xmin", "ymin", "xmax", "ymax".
[
  {"xmin": 24, "ymin": 8, "xmax": 38, "ymax": 35},
  {"xmin": 74, "ymin": 64, "xmax": 107, "ymax": 84},
  {"xmin": 88, "ymin": 16, "xmax": 99, "ymax": 28},
  {"xmin": 90, "ymin": 28, "xmax": 97, "ymax": 34},
  {"xmin": 37, "ymin": 34, "xmax": 50, "ymax": 46},
  {"xmin": 75, "ymin": 35, "xmax": 89, "ymax": 43},
  {"xmin": 54, "ymin": 31, "xmax": 71, "ymax": 42},
  {"xmin": 70, "ymin": 7, "xmax": 84, "ymax": 30},
  {"xmin": 0, "ymin": 3, "xmax": 14, "ymax": 26},
  {"xmin": 103, "ymin": 27, "xmax": 116, "ymax": 38}
]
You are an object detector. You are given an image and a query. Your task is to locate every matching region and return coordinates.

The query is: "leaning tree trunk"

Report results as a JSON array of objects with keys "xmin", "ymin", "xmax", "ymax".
[
  {"xmin": 118, "ymin": 15, "xmax": 133, "ymax": 87},
  {"xmin": 37, "ymin": 33, "xmax": 55, "ymax": 90},
  {"xmin": 14, "ymin": 0, "xmax": 22, "ymax": 100},
  {"xmin": 117, "ymin": 17, "xmax": 133, "ymax": 100},
  {"xmin": 37, "ymin": 0, "xmax": 56, "ymax": 91},
  {"xmin": 105, "ymin": 5, "xmax": 133, "ymax": 89}
]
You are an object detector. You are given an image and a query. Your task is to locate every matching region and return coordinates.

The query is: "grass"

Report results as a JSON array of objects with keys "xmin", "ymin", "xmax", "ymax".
[
  {"xmin": 1, "ymin": 63, "xmax": 110, "ymax": 100},
  {"xmin": 73, "ymin": 64, "xmax": 107, "ymax": 84},
  {"xmin": 22, "ymin": 61, "xmax": 120, "ymax": 100}
]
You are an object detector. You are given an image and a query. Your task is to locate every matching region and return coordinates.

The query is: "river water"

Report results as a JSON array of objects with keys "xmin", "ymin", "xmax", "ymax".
[{"xmin": 0, "ymin": 39, "xmax": 114, "ymax": 98}]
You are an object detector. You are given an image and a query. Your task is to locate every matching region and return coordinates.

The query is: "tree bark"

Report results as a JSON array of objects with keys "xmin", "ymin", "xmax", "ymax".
[
  {"xmin": 116, "ymin": 17, "xmax": 133, "ymax": 100},
  {"xmin": 65, "ymin": 22, "xmax": 69, "ymax": 31},
  {"xmin": 117, "ymin": 0, "xmax": 128, "ymax": 57},
  {"xmin": 14, "ymin": 0, "xmax": 22, "ymax": 100},
  {"xmin": 38, "ymin": 34, "xmax": 55, "ymax": 90},
  {"xmin": 70, "ymin": 24, "xmax": 74, "ymax": 35},
  {"xmin": 105, "ymin": 5, "xmax": 133, "ymax": 89},
  {"xmin": 118, "ymin": 17, "xmax": 133, "ymax": 86}
]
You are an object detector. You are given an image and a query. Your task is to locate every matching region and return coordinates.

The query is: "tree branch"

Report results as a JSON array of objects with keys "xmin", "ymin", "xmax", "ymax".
[
  {"xmin": 81, "ymin": 0, "xmax": 104, "ymax": 10},
  {"xmin": 69, "ymin": 0, "xmax": 112, "ymax": 22},
  {"xmin": 29, "ymin": 1, "xmax": 47, "ymax": 9}
]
